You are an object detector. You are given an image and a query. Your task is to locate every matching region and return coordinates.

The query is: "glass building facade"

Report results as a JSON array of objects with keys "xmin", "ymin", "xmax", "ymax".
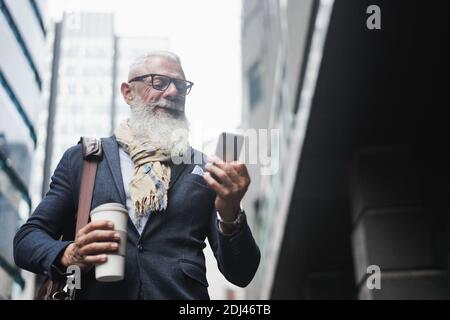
[
  {"xmin": 0, "ymin": 0, "xmax": 47, "ymax": 299},
  {"xmin": 241, "ymin": 0, "xmax": 449, "ymax": 300},
  {"xmin": 240, "ymin": 0, "xmax": 331, "ymax": 299}
]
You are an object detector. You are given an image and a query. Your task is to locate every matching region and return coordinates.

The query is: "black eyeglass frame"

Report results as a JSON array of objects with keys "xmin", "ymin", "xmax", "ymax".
[{"xmin": 128, "ymin": 73, "xmax": 194, "ymax": 96}]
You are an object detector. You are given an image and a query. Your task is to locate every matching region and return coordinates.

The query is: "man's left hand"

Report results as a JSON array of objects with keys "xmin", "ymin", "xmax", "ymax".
[{"xmin": 203, "ymin": 155, "xmax": 251, "ymax": 222}]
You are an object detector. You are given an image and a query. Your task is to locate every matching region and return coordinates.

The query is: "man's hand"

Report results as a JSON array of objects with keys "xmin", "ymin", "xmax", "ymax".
[
  {"xmin": 203, "ymin": 155, "xmax": 251, "ymax": 223},
  {"xmin": 60, "ymin": 220, "xmax": 120, "ymax": 270}
]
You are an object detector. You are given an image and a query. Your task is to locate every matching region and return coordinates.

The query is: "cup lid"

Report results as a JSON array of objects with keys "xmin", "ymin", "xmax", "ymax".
[{"xmin": 90, "ymin": 202, "xmax": 128, "ymax": 216}]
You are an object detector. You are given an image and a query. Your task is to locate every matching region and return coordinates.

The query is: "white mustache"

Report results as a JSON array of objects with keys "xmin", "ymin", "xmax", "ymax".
[{"xmin": 149, "ymin": 99, "xmax": 184, "ymax": 113}]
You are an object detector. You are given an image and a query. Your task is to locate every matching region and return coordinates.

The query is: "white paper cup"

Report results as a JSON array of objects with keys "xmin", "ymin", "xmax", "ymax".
[{"xmin": 90, "ymin": 203, "xmax": 128, "ymax": 282}]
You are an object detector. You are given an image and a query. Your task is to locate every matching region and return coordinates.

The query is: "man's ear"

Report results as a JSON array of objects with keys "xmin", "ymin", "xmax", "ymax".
[{"xmin": 121, "ymin": 82, "xmax": 134, "ymax": 103}]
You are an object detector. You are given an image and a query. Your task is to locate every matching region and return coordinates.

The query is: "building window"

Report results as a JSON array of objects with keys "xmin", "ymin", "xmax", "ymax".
[
  {"xmin": 0, "ymin": 150, "xmax": 32, "ymax": 214},
  {"xmin": 28, "ymin": 0, "xmax": 46, "ymax": 37},
  {"xmin": 248, "ymin": 62, "xmax": 262, "ymax": 110},
  {"xmin": 0, "ymin": 71, "xmax": 37, "ymax": 148},
  {"xmin": 0, "ymin": 0, "xmax": 43, "ymax": 91},
  {"xmin": 0, "ymin": 148, "xmax": 31, "ymax": 292},
  {"xmin": 0, "ymin": 166, "xmax": 28, "ymax": 291}
]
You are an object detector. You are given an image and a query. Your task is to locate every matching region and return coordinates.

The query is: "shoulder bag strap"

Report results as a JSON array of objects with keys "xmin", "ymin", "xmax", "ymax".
[{"xmin": 75, "ymin": 137, "xmax": 103, "ymax": 234}]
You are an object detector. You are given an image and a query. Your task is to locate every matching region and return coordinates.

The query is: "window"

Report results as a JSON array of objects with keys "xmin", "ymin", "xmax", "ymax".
[
  {"xmin": 28, "ymin": 0, "xmax": 46, "ymax": 37},
  {"xmin": 0, "ymin": 71, "xmax": 37, "ymax": 147},
  {"xmin": 0, "ymin": 165, "xmax": 28, "ymax": 290},
  {"xmin": 0, "ymin": 0, "xmax": 42, "ymax": 90}
]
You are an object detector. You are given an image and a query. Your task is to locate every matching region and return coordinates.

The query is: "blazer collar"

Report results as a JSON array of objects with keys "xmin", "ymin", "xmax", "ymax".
[
  {"xmin": 168, "ymin": 147, "xmax": 194, "ymax": 189},
  {"xmin": 101, "ymin": 135, "xmax": 193, "ymax": 203},
  {"xmin": 101, "ymin": 136, "xmax": 127, "ymax": 204}
]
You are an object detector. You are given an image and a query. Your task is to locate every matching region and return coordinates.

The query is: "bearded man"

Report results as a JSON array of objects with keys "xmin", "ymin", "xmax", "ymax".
[{"xmin": 13, "ymin": 51, "xmax": 260, "ymax": 300}]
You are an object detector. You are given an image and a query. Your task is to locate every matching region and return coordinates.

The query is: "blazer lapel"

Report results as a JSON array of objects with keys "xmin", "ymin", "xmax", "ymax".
[
  {"xmin": 101, "ymin": 137, "xmax": 193, "ymax": 238},
  {"xmin": 102, "ymin": 136, "xmax": 140, "ymax": 239},
  {"xmin": 101, "ymin": 136, "xmax": 127, "ymax": 205},
  {"xmin": 168, "ymin": 147, "xmax": 194, "ymax": 190}
]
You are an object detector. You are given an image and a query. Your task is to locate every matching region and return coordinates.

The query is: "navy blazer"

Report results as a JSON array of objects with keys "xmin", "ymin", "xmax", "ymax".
[{"xmin": 13, "ymin": 136, "xmax": 260, "ymax": 299}]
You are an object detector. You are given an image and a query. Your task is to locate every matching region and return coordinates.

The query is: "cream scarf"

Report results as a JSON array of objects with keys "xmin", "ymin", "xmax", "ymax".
[{"xmin": 114, "ymin": 119, "xmax": 171, "ymax": 222}]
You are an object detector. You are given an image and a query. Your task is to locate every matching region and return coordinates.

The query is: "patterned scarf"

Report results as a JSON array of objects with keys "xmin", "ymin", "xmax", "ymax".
[{"xmin": 114, "ymin": 119, "xmax": 172, "ymax": 225}]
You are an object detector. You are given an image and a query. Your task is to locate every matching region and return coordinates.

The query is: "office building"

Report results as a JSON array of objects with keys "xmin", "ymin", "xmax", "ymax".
[
  {"xmin": 0, "ymin": 0, "xmax": 48, "ymax": 299},
  {"xmin": 241, "ymin": 0, "xmax": 450, "ymax": 299}
]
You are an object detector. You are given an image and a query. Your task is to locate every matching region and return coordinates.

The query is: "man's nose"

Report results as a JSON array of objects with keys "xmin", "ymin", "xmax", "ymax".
[{"xmin": 163, "ymin": 82, "xmax": 180, "ymax": 99}]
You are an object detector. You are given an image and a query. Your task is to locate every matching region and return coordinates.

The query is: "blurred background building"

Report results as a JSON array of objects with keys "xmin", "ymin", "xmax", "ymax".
[
  {"xmin": 46, "ymin": 12, "xmax": 115, "ymax": 179},
  {"xmin": 241, "ymin": 0, "xmax": 449, "ymax": 299},
  {"xmin": 41, "ymin": 12, "xmax": 115, "ymax": 196},
  {"xmin": 0, "ymin": 0, "xmax": 48, "ymax": 299}
]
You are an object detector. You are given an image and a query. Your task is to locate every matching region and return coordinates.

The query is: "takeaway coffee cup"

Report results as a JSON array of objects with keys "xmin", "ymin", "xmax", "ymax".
[{"xmin": 90, "ymin": 202, "xmax": 128, "ymax": 282}]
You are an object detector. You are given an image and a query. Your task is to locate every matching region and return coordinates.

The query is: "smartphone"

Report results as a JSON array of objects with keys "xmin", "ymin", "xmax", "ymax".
[{"xmin": 215, "ymin": 132, "xmax": 244, "ymax": 162}]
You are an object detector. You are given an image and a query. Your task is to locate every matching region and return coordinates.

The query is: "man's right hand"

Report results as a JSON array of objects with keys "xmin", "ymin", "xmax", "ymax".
[{"xmin": 60, "ymin": 220, "xmax": 120, "ymax": 270}]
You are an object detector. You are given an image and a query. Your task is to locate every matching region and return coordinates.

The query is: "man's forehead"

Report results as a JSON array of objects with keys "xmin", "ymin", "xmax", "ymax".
[{"xmin": 142, "ymin": 57, "xmax": 185, "ymax": 79}]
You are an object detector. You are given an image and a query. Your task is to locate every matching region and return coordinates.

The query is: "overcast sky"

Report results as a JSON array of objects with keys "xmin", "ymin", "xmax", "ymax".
[{"xmin": 47, "ymin": 0, "xmax": 243, "ymax": 152}]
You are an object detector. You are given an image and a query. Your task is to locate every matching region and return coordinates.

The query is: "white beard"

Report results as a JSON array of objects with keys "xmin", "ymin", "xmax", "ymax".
[{"xmin": 128, "ymin": 98, "xmax": 190, "ymax": 158}]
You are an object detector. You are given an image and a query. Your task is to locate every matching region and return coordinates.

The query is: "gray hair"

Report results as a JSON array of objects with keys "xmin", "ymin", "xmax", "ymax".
[{"xmin": 128, "ymin": 51, "xmax": 184, "ymax": 80}]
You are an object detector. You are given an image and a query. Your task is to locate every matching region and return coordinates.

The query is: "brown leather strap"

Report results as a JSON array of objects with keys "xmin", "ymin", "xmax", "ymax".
[
  {"xmin": 75, "ymin": 159, "xmax": 98, "ymax": 234},
  {"xmin": 74, "ymin": 137, "xmax": 103, "ymax": 235}
]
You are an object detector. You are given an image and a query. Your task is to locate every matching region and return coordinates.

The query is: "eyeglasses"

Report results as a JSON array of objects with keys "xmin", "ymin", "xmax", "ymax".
[{"xmin": 128, "ymin": 73, "xmax": 194, "ymax": 96}]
